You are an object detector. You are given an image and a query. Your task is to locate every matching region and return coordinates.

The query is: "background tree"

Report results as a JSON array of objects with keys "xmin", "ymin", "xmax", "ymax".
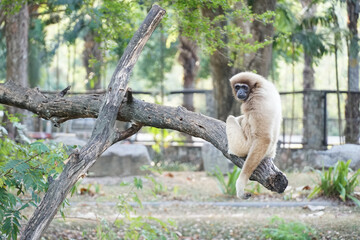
[
  {"xmin": 2, "ymin": 2, "xmax": 29, "ymax": 139},
  {"xmin": 178, "ymin": 34, "xmax": 199, "ymax": 112},
  {"xmin": 344, "ymin": 0, "xmax": 360, "ymax": 144}
]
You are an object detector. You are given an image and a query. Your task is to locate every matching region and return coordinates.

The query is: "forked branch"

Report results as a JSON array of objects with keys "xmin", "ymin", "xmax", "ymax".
[{"xmin": 20, "ymin": 5, "xmax": 166, "ymax": 239}]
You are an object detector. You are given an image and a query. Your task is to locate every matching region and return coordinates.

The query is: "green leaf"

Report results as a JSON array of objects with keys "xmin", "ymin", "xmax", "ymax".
[
  {"xmin": 30, "ymin": 142, "xmax": 50, "ymax": 153},
  {"xmin": 133, "ymin": 177, "xmax": 143, "ymax": 189},
  {"xmin": 348, "ymin": 195, "xmax": 360, "ymax": 208}
]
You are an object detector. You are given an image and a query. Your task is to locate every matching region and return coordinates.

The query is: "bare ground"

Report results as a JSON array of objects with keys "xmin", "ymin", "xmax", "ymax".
[{"xmin": 33, "ymin": 171, "xmax": 360, "ymax": 239}]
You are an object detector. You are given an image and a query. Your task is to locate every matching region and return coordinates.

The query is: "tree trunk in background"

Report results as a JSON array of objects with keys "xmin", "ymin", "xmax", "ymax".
[
  {"xmin": 344, "ymin": 0, "xmax": 360, "ymax": 144},
  {"xmin": 300, "ymin": 0, "xmax": 317, "ymax": 148},
  {"xmin": 234, "ymin": 0, "xmax": 276, "ymax": 77},
  {"xmin": 201, "ymin": 6, "xmax": 239, "ymax": 121},
  {"xmin": 302, "ymin": 53, "xmax": 315, "ymax": 89},
  {"xmin": 302, "ymin": 53, "xmax": 316, "ymax": 148},
  {"xmin": 246, "ymin": 0, "xmax": 276, "ymax": 77},
  {"xmin": 83, "ymin": 30, "xmax": 102, "ymax": 90},
  {"xmin": 4, "ymin": 3, "xmax": 29, "ymax": 138},
  {"xmin": 178, "ymin": 36, "xmax": 199, "ymax": 112},
  {"xmin": 201, "ymin": 1, "xmax": 275, "ymax": 121}
]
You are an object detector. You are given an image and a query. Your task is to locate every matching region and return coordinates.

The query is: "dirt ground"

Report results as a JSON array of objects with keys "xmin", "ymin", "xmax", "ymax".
[{"xmin": 37, "ymin": 171, "xmax": 360, "ymax": 239}]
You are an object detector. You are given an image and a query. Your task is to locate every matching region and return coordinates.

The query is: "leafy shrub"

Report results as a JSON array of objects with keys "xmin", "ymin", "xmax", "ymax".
[
  {"xmin": 262, "ymin": 216, "xmax": 318, "ymax": 240},
  {"xmin": 308, "ymin": 160, "xmax": 360, "ymax": 207},
  {"xmin": 213, "ymin": 166, "xmax": 241, "ymax": 196},
  {"xmin": 0, "ymin": 124, "xmax": 68, "ymax": 239}
]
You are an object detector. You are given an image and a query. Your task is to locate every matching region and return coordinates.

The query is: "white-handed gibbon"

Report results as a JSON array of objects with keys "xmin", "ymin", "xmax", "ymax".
[{"xmin": 226, "ymin": 72, "xmax": 282, "ymax": 199}]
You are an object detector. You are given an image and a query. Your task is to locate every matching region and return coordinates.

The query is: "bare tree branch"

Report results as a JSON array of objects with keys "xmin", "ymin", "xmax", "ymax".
[
  {"xmin": 0, "ymin": 82, "xmax": 288, "ymax": 193},
  {"xmin": 113, "ymin": 123, "xmax": 142, "ymax": 143}
]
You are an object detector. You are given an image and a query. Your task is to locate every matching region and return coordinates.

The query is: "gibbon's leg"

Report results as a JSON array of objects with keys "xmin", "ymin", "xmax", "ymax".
[
  {"xmin": 226, "ymin": 115, "xmax": 248, "ymax": 156},
  {"xmin": 236, "ymin": 137, "xmax": 270, "ymax": 199}
]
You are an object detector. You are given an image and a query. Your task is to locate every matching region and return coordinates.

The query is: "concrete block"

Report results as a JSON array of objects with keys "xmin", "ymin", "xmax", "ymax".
[
  {"xmin": 202, "ymin": 142, "xmax": 233, "ymax": 173},
  {"xmin": 89, "ymin": 143, "xmax": 151, "ymax": 177}
]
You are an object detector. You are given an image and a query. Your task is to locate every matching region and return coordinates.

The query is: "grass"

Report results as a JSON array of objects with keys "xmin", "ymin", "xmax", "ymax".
[{"xmin": 262, "ymin": 216, "xmax": 318, "ymax": 240}]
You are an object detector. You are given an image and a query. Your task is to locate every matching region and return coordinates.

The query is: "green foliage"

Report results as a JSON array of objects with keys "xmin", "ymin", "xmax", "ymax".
[
  {"xmin": 162, "ymin": 0, "xmax": 275, "ymax": 59},
  {"xmin": 133, "ymin": 27, "xmax": 178, "ymax": 89},
  {"xmin": 272, "ymin": 0, "xmax": 331, "ymax": 74},
  {"xmin": 308, "ymin": 160, "xmax": 360, "ymax": 207},
  {"xmin": 262, "ymin": 216, "xmax": 318, "ymax": 240},
  {"xmin": 96, "ymin": 177, "xmax": 177, "ymax": 240},
  {"xmin": 146, "ymin": 127, "xmax": 186, "ymax": 168},
  {"xmin": 0, "ymin": 0, "xmax": 27, "ymax": 15},
  {"xmin": 0, "ymin": 121, "xmax": 68, "ymax": 239},
  {"xmin": 213, "ymin": 166, "xmax": 241, "ymax": 196}
]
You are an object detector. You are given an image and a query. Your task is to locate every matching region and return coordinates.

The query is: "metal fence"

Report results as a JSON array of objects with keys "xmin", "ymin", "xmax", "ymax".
[{"xmin": 19, "ymin": 89, "xmax": 360, "ymax": 149}]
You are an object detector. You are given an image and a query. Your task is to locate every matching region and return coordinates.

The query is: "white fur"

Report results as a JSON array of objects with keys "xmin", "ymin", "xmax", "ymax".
[{"xmin": 226, "ymin": 72, "xmax": 282, "ymax": 199}]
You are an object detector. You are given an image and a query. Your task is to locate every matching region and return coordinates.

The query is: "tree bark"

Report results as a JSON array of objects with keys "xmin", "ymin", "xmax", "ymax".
[
  {"xmin": 5, "ymin": 4, "xmax": 29, "ymax": 86},
  {"xmin": 178, "ymin": 35, "xmax": 199, "ymax": 112},
  {"xmin": 4, "ymin": 3, "xmax": 29, "ymax": 138},
  {"xmin": 83, "ymin": 29, "xmax": 102, "ymax": 90},
  {"xmin": 299, "ymin": 0, "xmax": 317, "ymax": 90},
  {"xmin": 300, "ymin": 0, "xmax": 317, "ymax": 148},
  {"xmin": 20, "ymin": 5, "xmax": 166, "ymax": 239},
  {"xmin": 201, "ymin": 1, "xmax": 276, "ymax": 121},
  {"xmin": 244, "ymin": 0, "xmax": 276, "ymax": 78},
  {"xmin": 344, "ymin": 0, "xmax": 360, "ymax": 144},
  {"xmin": 200, "ymin": 5, "xmax": 238, "ymax": 121}
]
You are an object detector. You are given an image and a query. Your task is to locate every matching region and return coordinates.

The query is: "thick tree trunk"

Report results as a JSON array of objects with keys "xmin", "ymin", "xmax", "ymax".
[
  {"xmin": 303, "ymin": 53, "xmax": 315, "ymax": 90},
  {"xmin": 300, "ymin": 0, "xmax": 317, "ymax": 148},
  {"xmin": 5, "ymin": 4, "xmax": 29, "ymax": 86},
  {"xmin": 83, "ymin": 30, "xmax": 102, "ymax": 90},
  {"xmin": 200, "ymin": 6, "xmax": 238, "ymax": 121},
  {"xmin": 178, "ymin": 35, "xmax": 199, "ymax": 112},
  {"xmin": 344, "ymin": 0, "xmax": 360, "ymax": 144},
  {"xmin": 4, "ymin": 3, "xmax": 29, "ymax": 139},
  {"xmin": 201, "ymin": 1, "xmax": 275, "ymax": 121},
  {"xmin": 246, "ymin": 0, "xmax": 276, "ymax": 77}
]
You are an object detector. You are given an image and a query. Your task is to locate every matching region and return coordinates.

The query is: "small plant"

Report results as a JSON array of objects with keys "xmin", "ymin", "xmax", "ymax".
[
  {"xmin": 262, "ymin": 216, "xmax": 318, "ymax": 240},
  {"xmin": 96, "ymin": 177, "xmax": 178, "ymax": 239},
  {"xmin": 248, "ymin": 182, "xmax": 262, "ymax": 195},
  {"xmin": 146, "ymin": 175, "xmax": 168, "ymax": 196},
  {"xmin": 213, "ymin": 166, "xmax": 241, "ymax": 196},
  {"xmin": 308, "ymin": 160, "xmax": 360, "ymax": 207}
]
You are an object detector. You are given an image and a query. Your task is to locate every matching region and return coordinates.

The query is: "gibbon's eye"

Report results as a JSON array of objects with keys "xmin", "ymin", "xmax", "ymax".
[
  {"xmin": 241, "ymin": 84, "xmax": 249, "ymax": 92},
  {"xmin": 234, "ymin": 84, "xmax": 241, "ymax": 91}
]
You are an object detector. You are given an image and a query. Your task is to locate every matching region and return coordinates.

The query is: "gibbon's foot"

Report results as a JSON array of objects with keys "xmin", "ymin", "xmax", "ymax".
[
  {"xmin": 236, "ymin": 188, "xmax": 251, "ymax": 199},
  {"xmin": 237, "ymin": 191, "xmax": 251, "ymax": 199},
  {"xmin": 240, "ymin": 192, "xmax": 252, "ymax": 200}
]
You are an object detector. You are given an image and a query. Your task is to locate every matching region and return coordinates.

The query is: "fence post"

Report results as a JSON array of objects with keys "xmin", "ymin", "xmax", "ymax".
[{"xmin": 302, "ymin": 90, "xmax": 327, "ymax": 150}]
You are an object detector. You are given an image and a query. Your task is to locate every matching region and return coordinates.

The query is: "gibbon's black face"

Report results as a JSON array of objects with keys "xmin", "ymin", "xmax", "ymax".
[{"xmin": 234, "ymin": 83, "xmax": 249, "ymax": 101}]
